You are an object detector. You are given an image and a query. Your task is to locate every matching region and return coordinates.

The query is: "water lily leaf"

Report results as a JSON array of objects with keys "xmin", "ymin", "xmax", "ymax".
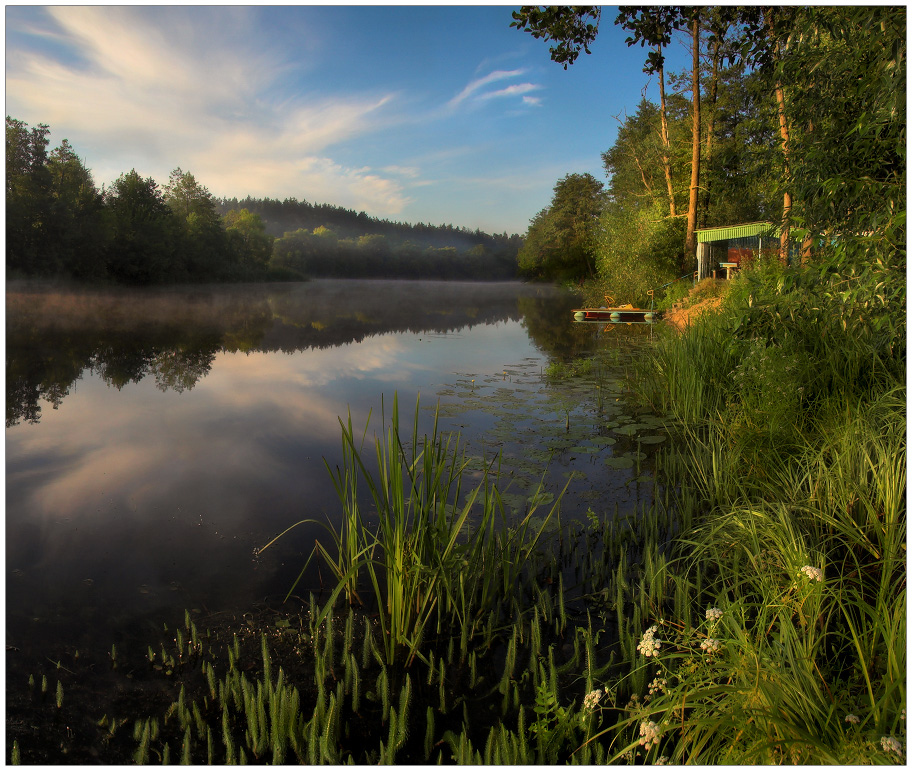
[
  {"xmin": 604, "ymin": 456, "xmax": 635, "ymax": 469},
  {"xmin": 614, "ymin": 423, "xmax": 649, "ymax": 436},
  {"xmin": 637, "ymin": 435, "xmax": 667, "ymax": 444},
  {"xmin": 527, "ymin": 490, "xmax": 555, "ymax": 507}
]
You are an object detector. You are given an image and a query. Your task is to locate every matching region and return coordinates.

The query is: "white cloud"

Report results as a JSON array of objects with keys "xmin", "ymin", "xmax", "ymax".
[
  {"xmin": 5, "ymin": 6, "xmax": 412, "ymax": 217},
  {"xmin": 477, "ymin": 83, "xmax": 543, "ymax": 101},
  {"xmin": 447, "ymin": 68, "xmax": 527, "ymax": 108}
]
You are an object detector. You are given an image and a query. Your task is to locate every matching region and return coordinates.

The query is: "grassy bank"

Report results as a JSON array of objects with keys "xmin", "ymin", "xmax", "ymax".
[{"xmin": 619, "ymin": 257, "xmax": 906, "ymax": 763}]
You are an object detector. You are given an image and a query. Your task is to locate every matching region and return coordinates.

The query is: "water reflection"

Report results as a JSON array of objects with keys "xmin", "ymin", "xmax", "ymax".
[
  {"xmin": 8, "ymin": 279, "xmax": 609, "ymax": 657},
  {"xmin": 7, "ymin": 280, "xmax": 587, "ymax": 425}
]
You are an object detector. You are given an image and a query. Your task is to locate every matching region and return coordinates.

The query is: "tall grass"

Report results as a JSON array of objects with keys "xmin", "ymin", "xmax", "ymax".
[
  {"xmin": 263, "ymin": 395, "xmax": 566, "ymax": 667},
  {"xmin": 609, "ymin": 259, "xmax": 907, "ymax": 764}
]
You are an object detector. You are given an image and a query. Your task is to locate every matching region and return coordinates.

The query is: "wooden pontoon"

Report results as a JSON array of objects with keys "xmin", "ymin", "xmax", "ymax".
[{"xmin": 572, "ymin": 306, "xmax": 661, "ymax": 323}]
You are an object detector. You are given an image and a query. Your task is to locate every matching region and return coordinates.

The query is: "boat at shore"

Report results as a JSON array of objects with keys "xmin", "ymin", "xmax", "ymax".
[{"xmin": 572, "ymin": 306, "xmax": 662, "ymax": 323}]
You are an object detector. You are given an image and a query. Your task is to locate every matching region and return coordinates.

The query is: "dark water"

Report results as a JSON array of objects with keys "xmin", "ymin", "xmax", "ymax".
[{"xmin": 6, "ymin": 279, "xmax": 658, "ymax": 664}]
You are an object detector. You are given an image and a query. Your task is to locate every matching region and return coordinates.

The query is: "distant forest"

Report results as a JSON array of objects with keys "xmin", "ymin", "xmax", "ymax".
[
  {"xmin": 215, "ymin": 197, "xmax": 523, "ymax": 280},
  {"xmin": 6, "ymin": 116, "xmax": 522, "ymax": 285}
]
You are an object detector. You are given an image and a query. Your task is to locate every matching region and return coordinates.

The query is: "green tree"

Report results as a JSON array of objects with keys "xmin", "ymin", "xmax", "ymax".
[
  {"xmin": 46, "ymin": 139, "xmax": 109, "ymax": 279},
  {"xmin": 597, "ymin": 100, "xmax": 685, "ymax": 302},
  {"xmin": 615, "ymin": 7, "xmax": 703, "ymax": 267},
  {"xmin": 272, "ymin": 228, "xmax": 317, "ymax": 277},
  {"xmin": 6, "ymin": 117, "xmax": 52, "ymax": 275},
  {"xmin": 224, "ymin": 208, "xmax": 273, "ymax": 273},
  {"xmin": 510, "ymin": 6, "xmax": 602, "ymax": 68},
  {"xmin": 164, "ymin": 168, "xmax": 228, "ymax": 279},
  {"xmin": 518, "ymin": 173, "xmax": 605, "ymax": 281},
  {"xmin": 105, "ymin": 170, "xmax": 179, "ymax": 284}
]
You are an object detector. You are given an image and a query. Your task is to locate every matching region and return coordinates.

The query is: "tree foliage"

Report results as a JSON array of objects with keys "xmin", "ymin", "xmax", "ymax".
[
  {"xmin": 105, "ymin": 170, "xmax": 179, "ymax": 284},
  {"xmin": 517, "ymin": 173, "xmax": 606, "ymax": 281},
  {"xmin": 514, "ymin": 5, "xmax": 904, "ymax": 303},
  {"xmin": 510, "ymin": 6, "xmax": 602, "ymax": 69}
]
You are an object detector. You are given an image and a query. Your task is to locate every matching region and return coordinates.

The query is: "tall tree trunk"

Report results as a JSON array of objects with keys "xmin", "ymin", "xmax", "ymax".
[
  {"xmin": 775, "ymin": 74, "xmax": 792, "ymax": 265},
  {"xmin": 683, "ymin": 13, "xmax": 701, "ymax": 271},
  {"xmin": 657, "ymin": 47, "xmax": 676, "ymax": 218},
  {"xmin": 766, "ymin": 8, "xmax": 792, "ymax": 265},
  {"xmin": 701, "ymin": 33, "xmax": 722, "ymax": 230}
]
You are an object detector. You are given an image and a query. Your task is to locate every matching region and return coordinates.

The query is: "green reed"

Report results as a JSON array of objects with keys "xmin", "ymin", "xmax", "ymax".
[{"xmin": 263, "ymin": 394, "xmax": 565, "ymax": 668}]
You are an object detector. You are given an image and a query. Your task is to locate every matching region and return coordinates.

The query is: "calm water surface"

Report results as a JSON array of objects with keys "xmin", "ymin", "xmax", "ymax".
[{"xmin": 6, "ymin": 279, "xmax": 656, "ymax": 662}]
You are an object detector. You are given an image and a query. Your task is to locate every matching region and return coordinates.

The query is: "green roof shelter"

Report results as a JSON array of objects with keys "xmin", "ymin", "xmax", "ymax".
[{"xmin": 695, "ymin": 222, "xmax": 794, "ymax": 279}]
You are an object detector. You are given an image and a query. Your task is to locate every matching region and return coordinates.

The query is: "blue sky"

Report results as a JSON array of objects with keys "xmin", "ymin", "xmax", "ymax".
[{"xmin": 5, "ymin": 5, "xmax": 690, "ymax": 235}]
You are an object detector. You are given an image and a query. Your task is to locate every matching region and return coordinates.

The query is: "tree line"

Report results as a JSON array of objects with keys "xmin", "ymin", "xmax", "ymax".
[
  {"xmin": 223, "ymin": 197, "xmax": 522, "ymax": 280},
  {"xmin": 5, "ymin": 119, "xmax": 522, "ymax": 284},
  {"xmin": 512, "ymin": 6, "xmax": 905, "ymax": 303},
  {"xmin": 7, "ymin": 119, "xmax": 276, "ymax": 284}
]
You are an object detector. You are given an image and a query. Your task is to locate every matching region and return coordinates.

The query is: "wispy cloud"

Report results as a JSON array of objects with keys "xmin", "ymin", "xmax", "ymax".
[
  {"xmin": 5, "ymin": 7, "xmax": 413, "ymax": 216},
  {"xmin": 477, "ymin": 83, "xmax": 543, "ymax": 101},
  {"xmin": 448, "ymin": 68, "xmax": 532, "ymax": 108}
]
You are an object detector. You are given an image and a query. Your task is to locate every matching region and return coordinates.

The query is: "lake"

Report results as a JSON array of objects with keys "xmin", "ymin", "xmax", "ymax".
[{"xmin": 6, "ymin": 279, "xmax": 660, "ymax": 672}]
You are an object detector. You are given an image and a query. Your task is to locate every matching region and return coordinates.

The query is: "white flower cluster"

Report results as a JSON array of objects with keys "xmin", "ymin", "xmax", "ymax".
[
  {"xmin": 648, "ymin": 677, "xmax": 667, "ymax": 696},
  {"xmin": 800, "ymin": 565, "xmax": 824, "ymax": 582},
  {"xmin": 844, "ymin": 714, "xmax": 860, "ymax": 725},
  {"xmin": 637, "ymin": 625, "xmax": 661, "ymax": 658},
  {"xmin": 700, "ymin": 637, "xmax": 722, "ymax": 654},
  {"xmin": 655, "ymin": 756, "xmax": 669, "ymax": 765},
  {"xmin": 705, "ymin": 607, "xmax": 723, "ymax": 622},
  {"xmin": 638, "ymin": 720, "xmax": 661, "ymax": 750},
  {"xmin": 582, "ymin": 689, "xmax": 603, "ymax": 712},
  {"xmin": 881, "ymin": 736, "xmax": 903, "ymax": 757}
]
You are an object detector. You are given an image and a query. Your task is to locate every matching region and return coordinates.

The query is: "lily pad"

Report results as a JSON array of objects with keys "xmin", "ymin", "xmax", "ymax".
[
  {"xmin": 604, "ymin": 456, "xmax": 635, "ymax": 469},
  {"xmin": 528, "ymin": 490, "xmax": 555, "ymax": 508},
  {"xmin": 637, "ymin": 435, "xmax": 667, "ymax": 445},
  {"xmin": 614, "ymin": 423, "xmax": 650, "ymax": 436}
]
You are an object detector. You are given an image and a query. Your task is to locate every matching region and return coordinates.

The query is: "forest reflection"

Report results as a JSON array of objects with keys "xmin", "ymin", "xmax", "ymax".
[{"xmin": 7, "ymin": 279, "xmax": 594, "ymax": 426}]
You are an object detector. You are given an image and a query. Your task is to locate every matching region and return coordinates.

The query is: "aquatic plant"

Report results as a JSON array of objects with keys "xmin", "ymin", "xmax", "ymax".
[{"xmin": 262, "ymin": 395, "xmax": 566, "ymax": 667}]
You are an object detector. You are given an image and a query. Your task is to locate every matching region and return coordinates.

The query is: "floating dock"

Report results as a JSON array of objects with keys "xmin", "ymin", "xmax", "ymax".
[{"xmin": 572, "ymin": 307, "xmax": 662, "ymax": 324}]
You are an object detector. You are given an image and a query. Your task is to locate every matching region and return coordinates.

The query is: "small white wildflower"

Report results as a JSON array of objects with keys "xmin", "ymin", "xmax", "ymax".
[
  {"xmin": 799, "ymin": 565, "xmax": 824, "ymax": 582},
  {"xmin": 700, "ymin": 638, "xmax": 722, "ymax": 654},
  {"xmin": 705, "ymin": 607, "xmax": 723, "ymax": 622},
  {"xmin": 880, "ymin": 736, "xmax": 903, "ymax": 757},
  {"xmin": 637, "ymin": 625, "xmax": 661, "ymax": 658},
  {"xmin": 582, "ymin": 689, "xmax": 603, "ymax": 712},
  {"xmin": 845, "ymin": 714, "xmax": 860, "ymax": 725},
  {"xmin": 655, "ymin": 756, "xmax": 669, "ymax": 766},
  {"xmin": 648, "ymin": 677, "xmax": 667, "ymax": 696},
  {"xmin": 638, "ymin": 720, "xmax": 661, "ymax": 750}
]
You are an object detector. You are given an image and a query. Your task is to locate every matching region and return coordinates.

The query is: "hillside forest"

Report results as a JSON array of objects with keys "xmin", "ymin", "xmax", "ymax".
[
  {"xmin": 5, "ymin": 126, "xmax": 522, "ymax": 284},
  {"xmin": 513, "ymin": 5, "xmax": 905, "ymax": 306}
]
